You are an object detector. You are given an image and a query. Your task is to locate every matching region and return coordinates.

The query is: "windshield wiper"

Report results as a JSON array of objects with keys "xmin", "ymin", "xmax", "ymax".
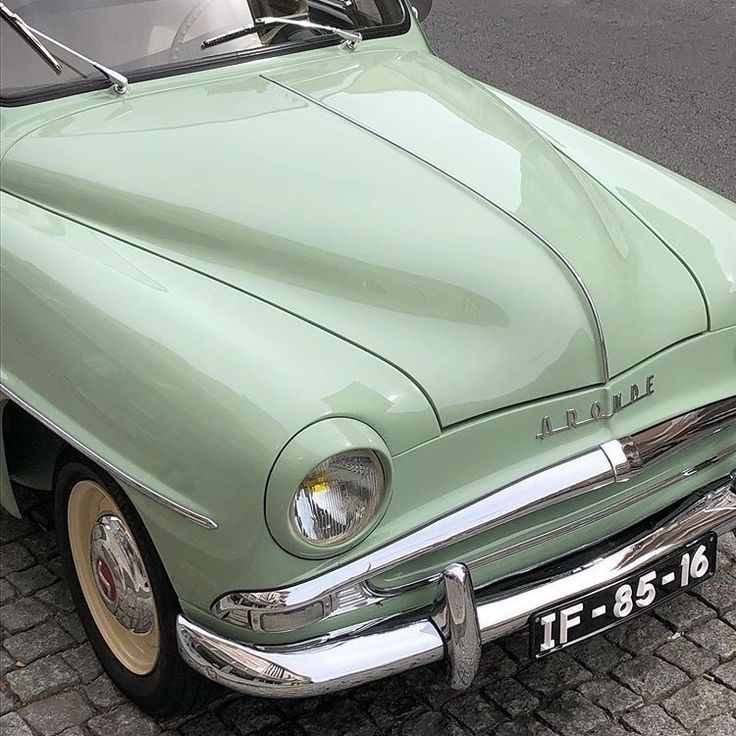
[
  {"xmin": 0, "ymin": 3, "xmax": 60, "ymax": 73},
  {"xmin": 202, "ymin": 15, "xmax": 362, "ymax": 51},
  {"xmin": 0, "ymin": 2, "xmax": 128, "ymax": 94}
]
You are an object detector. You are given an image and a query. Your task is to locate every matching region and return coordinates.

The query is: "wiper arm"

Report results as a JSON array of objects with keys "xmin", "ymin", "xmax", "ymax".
[
  {"xmin": 0, "ymin": 3, "xmax": 128, "ymax": 94},
  {"xmin": 202, "ymin": 15, "xmax": 362, "ymax": 51},
  {"xmin": 0, "ymin": 3, "xmax": 61, "ymax": 74}
]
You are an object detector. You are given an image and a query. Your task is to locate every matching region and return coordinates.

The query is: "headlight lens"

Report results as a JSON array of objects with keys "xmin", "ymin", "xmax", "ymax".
[{"xmin": 290, "ymin": 450, "xmax": 386, "ymax": 547}]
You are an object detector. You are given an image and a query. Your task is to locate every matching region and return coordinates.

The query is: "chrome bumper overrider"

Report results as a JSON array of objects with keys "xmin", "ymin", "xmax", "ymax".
[{"xmin": 178, "ymin": 478, "xmax": 736, "ymax": 697}]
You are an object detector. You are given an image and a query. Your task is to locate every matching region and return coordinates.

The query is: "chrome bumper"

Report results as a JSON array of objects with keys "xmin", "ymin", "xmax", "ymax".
[{"xmin": 177, "ymin": 480, "xmax": 736, "ymax": 698}]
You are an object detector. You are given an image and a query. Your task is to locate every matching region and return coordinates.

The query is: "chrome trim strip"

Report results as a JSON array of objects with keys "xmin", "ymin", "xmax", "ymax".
[
  {"xmin": 461, "ymin": 442, "xmax": 735, "ymax": 583},
  {"xmin": 179, "ymin": 482, "xmax": 736, "ymax": 697},
  {"xmin": 262, "ymin": 74, "xmax": 610, "ymax": 381},
  {"xmin": 214, "ymin": 397, "xmax": 735, "ymax": 630},
  {"xmin": 0, "ymin": 382, "xmax": 218, "ymax": 529}
]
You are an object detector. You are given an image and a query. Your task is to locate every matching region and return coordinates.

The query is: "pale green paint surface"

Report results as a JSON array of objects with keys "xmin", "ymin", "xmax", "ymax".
[
  {"xmin": 1, "ymin": 18, "xmax": 735, "ymax": 646},
  {"xmin": 493, "ymin": 89, "xmax": 736, "ymax": 330},
  {"xmin": 1, "ymin": 43, "xmax": 718, "ymax": 426},
  {"xmin": 271, "ymin": 51, "xmax": 710, "ymax": 382}
]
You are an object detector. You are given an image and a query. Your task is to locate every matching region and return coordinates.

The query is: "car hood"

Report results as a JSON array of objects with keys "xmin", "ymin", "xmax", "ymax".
[{"xmin": 1, "ymin": 48, "xmax": 708, "ymax": 427}]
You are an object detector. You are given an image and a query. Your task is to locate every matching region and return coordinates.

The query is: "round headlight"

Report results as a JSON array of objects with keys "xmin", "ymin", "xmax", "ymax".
[{"xmin": 290, "ymin": 450, "xmax": 386, "ymax": 547}]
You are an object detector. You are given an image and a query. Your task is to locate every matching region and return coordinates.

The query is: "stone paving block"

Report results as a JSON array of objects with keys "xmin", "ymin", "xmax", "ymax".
[
  {"xmin": 696, "ymin": 572, "xmax": 736, "ymax": 614},
  {"xmin": 717, "ymin": 533, "xmax": 736, "ymax": 566},
  {"xmin": 1, "ymin": 688, "xmax": 20, "ymax": 716},
  {"xmin": 217, "ymin": 695, "xmax": 284, "ymax": 734},
  {"xmin": 587, "ymin": 727, "xmax": 629, "ymax": 736},
  {"xmin": 536, "ymin": 690, "xmax": 611, "ymax": 736},
  {"xmin": 472, "ymin": 643, "xmax": 518, "ymax": 685},
  {"xmin": 3, "ymin": 622, "xmax": 73, "ymax": 664},
  {"xmin": 662, "ymin": 678, "xmax": 736, "ymax": 731},
  {"xmin": 20, "ymin": 691, "xmax": 95, "ymax": 736},
  {"xmin": 612, "ymin": 655, "xmax": 689, "ymax": 702},
  {"xmin": 0, "ymin": 515, "xmax": 34, "ymax": 544},
  {"xmin": 516, "ymin": 652, "xmax": 592, "ymax": 696},
  {"xmin": 0, "ymin": 597, "xmax": 50, "ymax": 634},
  {"xmin": 6, "ymin": 566, "xmax": 57, "ymax": 596},
  {"xmin": 386, "ymin": 710, "xmax": 466, "ymax": 736},
  {"xmin": 399, "ymin": 661, "xmax": 458, "ymax": 707},
  {"xmin": 713, "ymin": 658, "xmax": 736, "ymax": 689},
  {"xmin": 35, "ymin": 581, "xmax": 75, "ymax": 613},
  {"xmin": 0, "ymin": 544, "xmax": 35, "ymax": 575},
  {"xmin": 484, "ymin": 677, "xmax": 539, "ymax": 719},
  {"xmin": 686, "ymin": 618, "xmax": 736, "ymax": 661},
  {"xmin": 493, "ymin": 719, "xmax": 556, "ymax": 736},
  {"xmin": 577, "ymin": 678, "xmax": 643, "ymax": 714},
  {"xmin": 85, "ymin": 674, "xmax": 127, "ymax": 710},
  {"xmin": 654, "ymin": 595, "xmax": 716, "ymax": 632},
  {"xmin": 621, "ymin": 704, "xmax": 688, "ymax": 736},
  {"xmin": 570, "ymin": 636, "xmax": 629, "ymax": 674},
  {"xmin": 656, "ymin": 636, "xmax": 719, "ymax": 678},
  {"xmin": 0, "ymin": 649, "xmax": 15, "ymax": 675},
  {"xmin": 0, "ymin": 578, "xmax": 17, "ymax": 606},
  {"xmin": 5, "ymin": 653, "xmax": 78, "ymax": 703},
  {"xmin": 58, "ymin": 612, "xmax": 87, "ymax": 644},
  {"xmin": 695, "ymin": 714, "xmax": 736, "ymax": 736},
  {"xmin": 20, "ymin": 532, "xmax": 57, "ymax": 562},
  {"xmin": 605, "ymin": 616, "xmax": 673, "ymax": 655},
  {"xmin": 87, "ymin": 704, "xmax": 161, "ymax": 736},
  {"xmin": 352, "ymin": 678, "xmax": 425, "ymax": 730},
  {"xmin": 61, "ymin": 643, "xmax": 103, "ymax": 683},
  {"xmin": 298, "ymin": 698, "xmax": 379, "ymax": 736},
  {"xmin": 442, "ymin": 690, "xmax": 505, "ymax": 733},
  {"xmin": 179, "ymin": 712, "xmax": 234, "ymax": 736},
  {"xmin": 0, "ymin": 711, "xmax": 33, "ymax": 736},
  {"xmin": 46, "ymin": 558, "xmax": 64, "ymax": 579},
  {"xmin": 499, "ymin": 631, "xmax": 531, "ymax": 664}
]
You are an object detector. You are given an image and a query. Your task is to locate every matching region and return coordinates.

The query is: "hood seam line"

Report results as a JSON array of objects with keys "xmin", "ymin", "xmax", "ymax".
[{"xmin": 260, "ymin": 72, "xmax": 610, "ymax": 382}]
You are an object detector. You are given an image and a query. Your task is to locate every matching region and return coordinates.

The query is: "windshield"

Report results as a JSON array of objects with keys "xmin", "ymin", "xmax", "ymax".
[{"xmin": 0, "ymin": 0, "xmax": 407, "ymax": 103}]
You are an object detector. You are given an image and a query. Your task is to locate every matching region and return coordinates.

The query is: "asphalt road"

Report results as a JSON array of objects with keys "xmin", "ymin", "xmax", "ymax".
[{"xmin": 424, "ymin": 0, "xmax": 736, "ymax": 203}]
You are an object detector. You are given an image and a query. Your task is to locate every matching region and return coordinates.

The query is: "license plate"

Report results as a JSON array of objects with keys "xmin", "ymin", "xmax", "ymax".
[{"xmin": 530, "ymin": 533, "xmax": 718, "ymax": 658}]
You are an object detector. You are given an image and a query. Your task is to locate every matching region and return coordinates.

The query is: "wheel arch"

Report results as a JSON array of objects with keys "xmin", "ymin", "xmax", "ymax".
[{"xmin": 1, "ymin": 394, "xmax": 66, "ymax": 515}]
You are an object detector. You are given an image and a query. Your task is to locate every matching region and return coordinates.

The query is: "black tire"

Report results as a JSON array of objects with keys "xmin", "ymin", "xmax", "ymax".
[{"xmin": 54, "ymin": 452, "xmax": 220, "ymax": 717}]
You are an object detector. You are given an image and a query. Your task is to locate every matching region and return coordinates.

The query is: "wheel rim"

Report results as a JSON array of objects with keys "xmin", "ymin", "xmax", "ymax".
[{"xmin": 67, "ymin": 480, "xmax": 160, "ymax": 675}]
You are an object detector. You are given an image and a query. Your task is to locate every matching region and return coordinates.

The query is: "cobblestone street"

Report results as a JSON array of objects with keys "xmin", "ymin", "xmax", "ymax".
[{"xmin": 1, "ymin": 492, "xmax": 735, "ymax": 736}]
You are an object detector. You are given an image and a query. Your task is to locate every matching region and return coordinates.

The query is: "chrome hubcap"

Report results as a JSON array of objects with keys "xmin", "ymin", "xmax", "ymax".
[{"xmin": 89, "ymin": 515, "xmax": 155, "ymax": 635}]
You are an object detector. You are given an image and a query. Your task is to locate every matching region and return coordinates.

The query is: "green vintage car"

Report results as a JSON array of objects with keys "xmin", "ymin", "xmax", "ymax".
[{"xmin": 1, "ymin": 0, "xmax": 735, "ymax": 717}]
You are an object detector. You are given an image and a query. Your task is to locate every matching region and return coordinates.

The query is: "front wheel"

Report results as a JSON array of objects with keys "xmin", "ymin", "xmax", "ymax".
[{"xmin": 55, "ymin": 455, "xmax": 218, "ymax": 716}]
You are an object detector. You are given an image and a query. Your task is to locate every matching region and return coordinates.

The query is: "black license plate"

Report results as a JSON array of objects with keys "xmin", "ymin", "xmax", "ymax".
[{"xmin": 530, "ymin": 533, "xmax": 718, "ymax": 658}]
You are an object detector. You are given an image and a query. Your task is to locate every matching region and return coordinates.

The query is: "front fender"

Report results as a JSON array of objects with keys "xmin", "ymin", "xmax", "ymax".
[{"xmin": 0, "ymin": 193, "xmax": 439, "ymax": 605}]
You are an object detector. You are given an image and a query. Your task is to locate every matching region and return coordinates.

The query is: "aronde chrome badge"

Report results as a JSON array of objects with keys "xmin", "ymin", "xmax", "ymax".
[{"xmin": 537, "ymin": 375, "xmax": 655, "ymax": 440}]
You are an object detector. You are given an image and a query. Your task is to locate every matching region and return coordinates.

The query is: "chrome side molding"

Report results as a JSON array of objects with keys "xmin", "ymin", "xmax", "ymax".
[
  {"xmin": 180, "ymin": 480, "xmax": 736, "ymax": 698},
  {"xmin": 213, "ymin": 397, "xmax": 736, "ymax": 633},
  {"xmin": 0, "ymin": 382, "xmax": 218, "ymax": 529}
]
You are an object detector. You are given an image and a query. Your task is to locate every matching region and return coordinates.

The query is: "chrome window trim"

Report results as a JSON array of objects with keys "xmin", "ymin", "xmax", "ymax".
[
  {"xmin": 0, "ymin": 382, "xmax": 218, "ymax": 529},
  {"xmin": 213, "ymin": 397, "xmax": 736, "ymax": 630}
]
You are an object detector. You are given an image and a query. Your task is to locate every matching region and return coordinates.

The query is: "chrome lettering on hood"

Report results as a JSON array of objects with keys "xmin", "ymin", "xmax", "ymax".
[{"xmin": 537, "ymin": 376, "xmax": 656, "ymax": 440}]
